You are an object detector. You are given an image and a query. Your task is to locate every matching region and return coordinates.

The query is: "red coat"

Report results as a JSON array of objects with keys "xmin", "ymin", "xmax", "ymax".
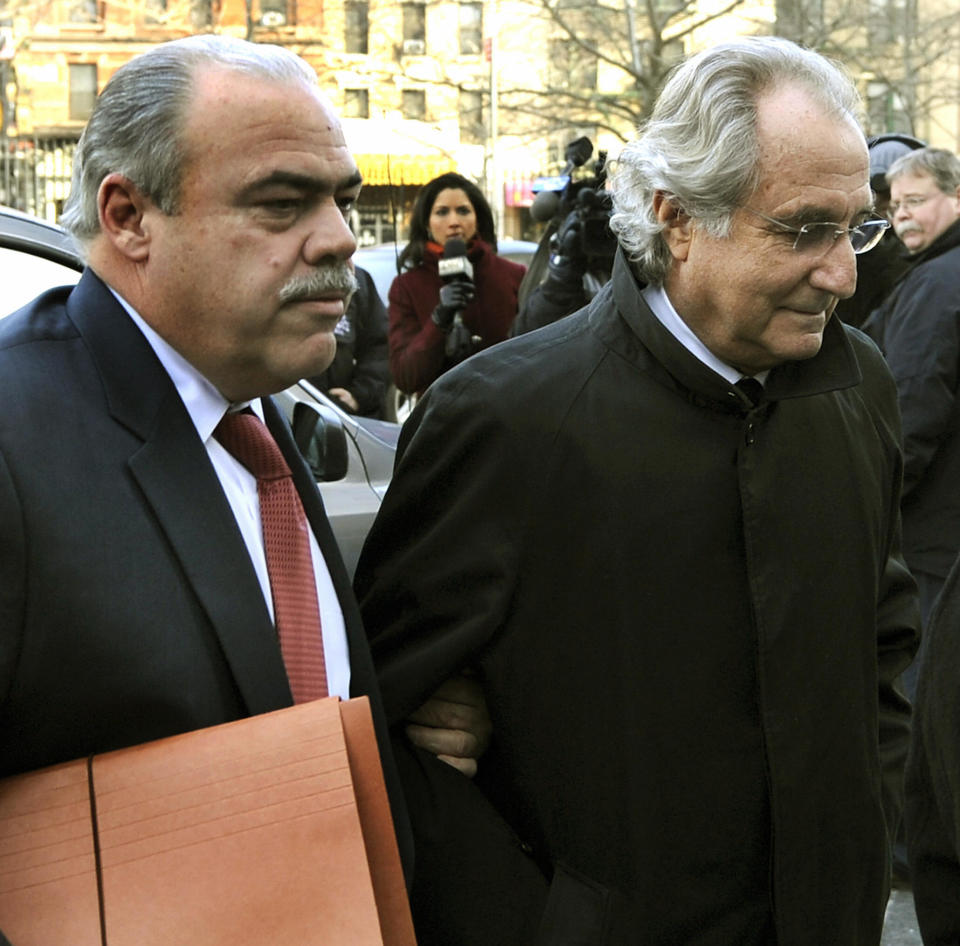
[{"xmin": 387, "ymin": 238, "xmax": 526, "ymax": 394}]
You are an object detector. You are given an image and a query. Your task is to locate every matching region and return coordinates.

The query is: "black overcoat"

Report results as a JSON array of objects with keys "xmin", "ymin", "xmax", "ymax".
[
  {"xmin": 356, "ymin": 252, "xmax": 919, "ymax": 945},
  {"xmin": 862, "ymin": 219, "xmax": 960, "ymax": 582},
  {"xmin": 905, "ymin": 551, "xmax": 960, "ymax": 944}
]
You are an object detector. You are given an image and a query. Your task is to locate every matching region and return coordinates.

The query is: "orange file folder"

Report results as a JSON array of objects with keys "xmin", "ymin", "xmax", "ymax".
[{"xmin": 0, "ymin": 696, "xmax": 415, "ymax": 945}]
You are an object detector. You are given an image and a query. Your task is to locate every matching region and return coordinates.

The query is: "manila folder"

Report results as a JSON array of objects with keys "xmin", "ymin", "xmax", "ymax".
[{"xmin": 0, "ymin": 695, "xmax": 415, "ymax": 945}]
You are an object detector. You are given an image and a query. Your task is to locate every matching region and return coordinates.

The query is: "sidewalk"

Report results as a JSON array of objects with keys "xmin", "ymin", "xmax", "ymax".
[{"xmin": 882, "ymin": 885, "xmax": 922, "ymax": 946}]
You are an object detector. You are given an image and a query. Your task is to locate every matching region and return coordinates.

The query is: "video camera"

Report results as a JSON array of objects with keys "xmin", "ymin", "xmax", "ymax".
[{"xmin": 530, "ymin": 136, "xmax": 617, "ymax": 267}]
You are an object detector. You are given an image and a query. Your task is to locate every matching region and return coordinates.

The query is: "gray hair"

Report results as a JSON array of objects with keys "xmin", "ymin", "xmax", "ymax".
[
  {"xmin": 60, "ymin": 34, "xmax": 318, "ymax": 248},
  {"xmin": 609, "ymin": 36, "xmax": 864, "ymax": 285},
  {"xmin": 886, "ymin": 146, "xmax": 960, "ymax": 194}
]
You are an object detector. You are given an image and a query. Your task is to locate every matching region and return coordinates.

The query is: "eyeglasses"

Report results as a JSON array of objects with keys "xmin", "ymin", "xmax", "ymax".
[
  {"xmin": 886, "ymin": 194, "xmax": 935, "ymax": 218},
  {"xmin": 743, "ymin": 207, "xmax": 890, "ymax": 255}
]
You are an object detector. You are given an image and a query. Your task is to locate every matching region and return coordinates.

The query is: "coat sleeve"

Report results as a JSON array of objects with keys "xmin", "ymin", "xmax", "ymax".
[
  {"xmin": 347, "ymin": 269, "xmax": 390, "ymax": 416},
  {"xmin": 880, "ymin": 268, "xmax": 960, "ymax": 496},
  {"xmin": 906, "ymin": 557, "xmax": 960, "ymax": 945},
  {"xmin": 511, "ymin": 277, "xmax": 587, "ymax": 337},
  {"xmin": 859, "ymin": 334, "xmax": 922, "ymax": 835},
  {"xmin": 387, "ymin": 273, "xmax": 448, "ymax": 395},
  {"xmin": 354, "ymin": 370, "xmax": 552, "ymax": 944},
  {"xmin": 876, "ymin": 522, "xmax": 922, "ymax": 835}
]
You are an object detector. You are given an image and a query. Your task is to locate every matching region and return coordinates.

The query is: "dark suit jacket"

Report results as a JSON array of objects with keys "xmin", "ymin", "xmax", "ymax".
[{"xmin": 0, "ymin": 270, "xmax": 410, "ymax": 869}]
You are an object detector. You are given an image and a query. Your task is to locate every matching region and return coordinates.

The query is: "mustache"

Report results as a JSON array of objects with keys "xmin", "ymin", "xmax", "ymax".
[
  {"xmin": 278, "ymin": 263, "xmax": 358, "ymax": 304},
  {"xmin": 895, "ymin": 222, "xmax": 922, "ymax": 238}
]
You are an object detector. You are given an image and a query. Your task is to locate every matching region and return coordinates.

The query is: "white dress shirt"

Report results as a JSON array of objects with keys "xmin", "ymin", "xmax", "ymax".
[
  {"xmin": 111, "ymin": 290, "xmax": 351, "ymax": 699},
  {"xmin": 641, "ymin": 284, "xmax": 769, "ymax": 386}
]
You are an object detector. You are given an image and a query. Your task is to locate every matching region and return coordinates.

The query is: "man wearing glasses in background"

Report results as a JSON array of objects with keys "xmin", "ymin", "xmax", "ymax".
[
  {"xmin": 862, "ymin": 147, "xmax": 960, "ymax": 657},
  {"xmin": 356, "ymin": 37, "xmax": 919, "ymax": 945}
]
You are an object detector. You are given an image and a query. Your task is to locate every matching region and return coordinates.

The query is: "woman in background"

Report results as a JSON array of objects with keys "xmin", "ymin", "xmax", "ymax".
[{"xmin": 387, "ymin": 172, "xmax": 526, "ymax": 395}]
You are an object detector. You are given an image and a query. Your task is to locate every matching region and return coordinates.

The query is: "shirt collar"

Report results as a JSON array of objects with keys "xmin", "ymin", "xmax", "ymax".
[
  {"xmin": 107, "ymin": 288, "xmax": 261, "ymax": 440},
  {"xmin": 641, "ymin": 284, "xmax": 769, "ymax": 385}
]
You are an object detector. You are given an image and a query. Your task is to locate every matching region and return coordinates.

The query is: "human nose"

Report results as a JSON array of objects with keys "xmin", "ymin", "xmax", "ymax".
[
  {"xmin": 810, "ymin": 233, "xmax": 858, "ymax": 299},
  {"xmin": 303, "ymin": 202, "xmax": 357, "ymax": 264}
]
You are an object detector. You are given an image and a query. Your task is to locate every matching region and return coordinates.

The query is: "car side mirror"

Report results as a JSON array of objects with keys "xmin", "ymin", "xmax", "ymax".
[{"xmin": 292, "ymin": 402, "xmax": 349, "ymax": 483}]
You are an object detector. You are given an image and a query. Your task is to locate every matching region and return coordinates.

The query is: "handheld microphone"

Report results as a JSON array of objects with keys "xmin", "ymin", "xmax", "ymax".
[
  {"xmin": 562, "ymin": 137, "xmax": 593, "ymax": 175},
  {"xmin": 437, "ymin": 237, "xmax": 478, "ymax": 355},
  {"xmin": 438, "ymin": 237, "xmax": 474, "ymax": 284}
]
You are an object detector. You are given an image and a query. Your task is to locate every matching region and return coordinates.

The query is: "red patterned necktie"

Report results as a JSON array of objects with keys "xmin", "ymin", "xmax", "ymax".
[{"xmin": 215, "ymin": 410, "xmax": 328, "ymax": 702}]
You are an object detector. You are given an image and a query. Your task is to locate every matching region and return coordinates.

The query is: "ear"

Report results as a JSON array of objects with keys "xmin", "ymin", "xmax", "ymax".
[
  {"xmin": 654, "ymin": 191, "xmax": 693, "ymax": 262},
  {"xmin": 97, "ymin": 173, "xmax": 153, "ymax": 262}
]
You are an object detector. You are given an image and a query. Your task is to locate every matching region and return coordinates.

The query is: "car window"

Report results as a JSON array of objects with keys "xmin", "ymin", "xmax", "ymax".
[{"xmin": 0, "ymin": 246, "xmax": 81, "ymax": 316}]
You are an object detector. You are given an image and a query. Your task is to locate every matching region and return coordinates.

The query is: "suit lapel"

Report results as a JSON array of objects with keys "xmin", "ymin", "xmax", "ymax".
[{"xmin": 67, "ymin": 271, "xmax": 292, "ymax": 715}]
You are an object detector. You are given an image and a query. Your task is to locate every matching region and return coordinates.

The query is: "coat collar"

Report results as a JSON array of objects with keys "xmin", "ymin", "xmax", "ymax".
[
  {"xmin": 66, "ymin": 269, "xmax": 293, "ymax": 715},
  {"xmin": 422, "ymin": 237, "xmax": 494, "ymax": 268},
  {"xmin": 607, "ymin": 249, "xmax": 863, "ymax": 410},
  {"xmin": 907, "ymin": 215, "xmax": 960, "ymax": 266}
]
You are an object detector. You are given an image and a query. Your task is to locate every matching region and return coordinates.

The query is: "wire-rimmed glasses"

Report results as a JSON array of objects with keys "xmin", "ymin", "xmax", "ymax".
[
  {"xmin": 743, "ymin": 207, "xmax": 890, "ymax": 255},
  {"xmin": 886, "ymin": 194, "xmax": 934, "ymax": 219}
]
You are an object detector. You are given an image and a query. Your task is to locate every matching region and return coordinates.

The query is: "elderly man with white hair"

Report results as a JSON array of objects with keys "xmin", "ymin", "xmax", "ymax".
[{"xmin": 355, "ymin": 35, "xmax": 920, "ymax": 946}]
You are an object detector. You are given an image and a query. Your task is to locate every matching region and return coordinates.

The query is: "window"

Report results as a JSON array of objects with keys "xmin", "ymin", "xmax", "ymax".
[
  {"xmin": 548, "ymin": 39, "xmax": 597, "ymax": 90},
  {"xmin": 144, "ymin": 0, "xmax": 167, "ymax": 23},
  {"xmin": 402, "ymin": 89, "xmax": 426, "ymax": 121},
  {"xmin": 459, "ymin": 90, "xmax": 484, "ymax": 145},
  {"xmin": 345, "ymin": 1, "xmax": 369, "ymax": 54},
  {"xmin": 775, "ymin": 0, "xmax": 824, "ymax": 44},
  {"xmin": 867, "ymin": 0, "xmax": 909, "ymax": 45},
  {"xmin": 258, "ymin": 0, "xmax": 288, "ymax": 26},
  {"xmin": 69, "ymin": 63, "xmax": 97, "ymax": 121},
  {"xmin": 867, "ymin": 82, "xmax": 910, "ymax": 137},
  {"xmin": 344, "ymin": 88, "xmax": 370, "ymax": 119},
  {"xmin": 190, "ymin": 0, "xmax": 213, "ymax": 28},
  {"xmin": 459, "ymin": 2, "xmax": 482, "ymax": 55},
  {"xmin": 402, "ymin": 3, "xmax": 426, "ymax": 55},
  {"xmin": 66, "ymin": 0, "xmax": 98, "ymax": 23}
]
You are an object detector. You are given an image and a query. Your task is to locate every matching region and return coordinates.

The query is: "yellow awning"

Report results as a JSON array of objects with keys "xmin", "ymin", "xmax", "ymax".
[{"xmin": 356, "ymin": 153, "xmax": 457, "ymax": 186}]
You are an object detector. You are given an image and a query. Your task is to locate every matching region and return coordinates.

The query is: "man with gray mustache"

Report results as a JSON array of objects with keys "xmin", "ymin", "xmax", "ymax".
[
  {"xmin": 883, "ymin": 148, "xmax": 960, "ymax": 946},
  {"xmin": 0, "ymin": 35, "xmax": 482, "ymax": 934},
  {"xmin": 865, "ymin": 147, "xmax": 960, "ymax": 674},
  {"xmin": 279, "ymin": 261, "xmax": 359, "ymax": 306}
]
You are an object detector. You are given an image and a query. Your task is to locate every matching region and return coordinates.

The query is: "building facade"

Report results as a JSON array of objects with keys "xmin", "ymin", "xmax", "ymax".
[{"xmin": 2, "ymin": 0, "xmax": 959, "ymax": 234}]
